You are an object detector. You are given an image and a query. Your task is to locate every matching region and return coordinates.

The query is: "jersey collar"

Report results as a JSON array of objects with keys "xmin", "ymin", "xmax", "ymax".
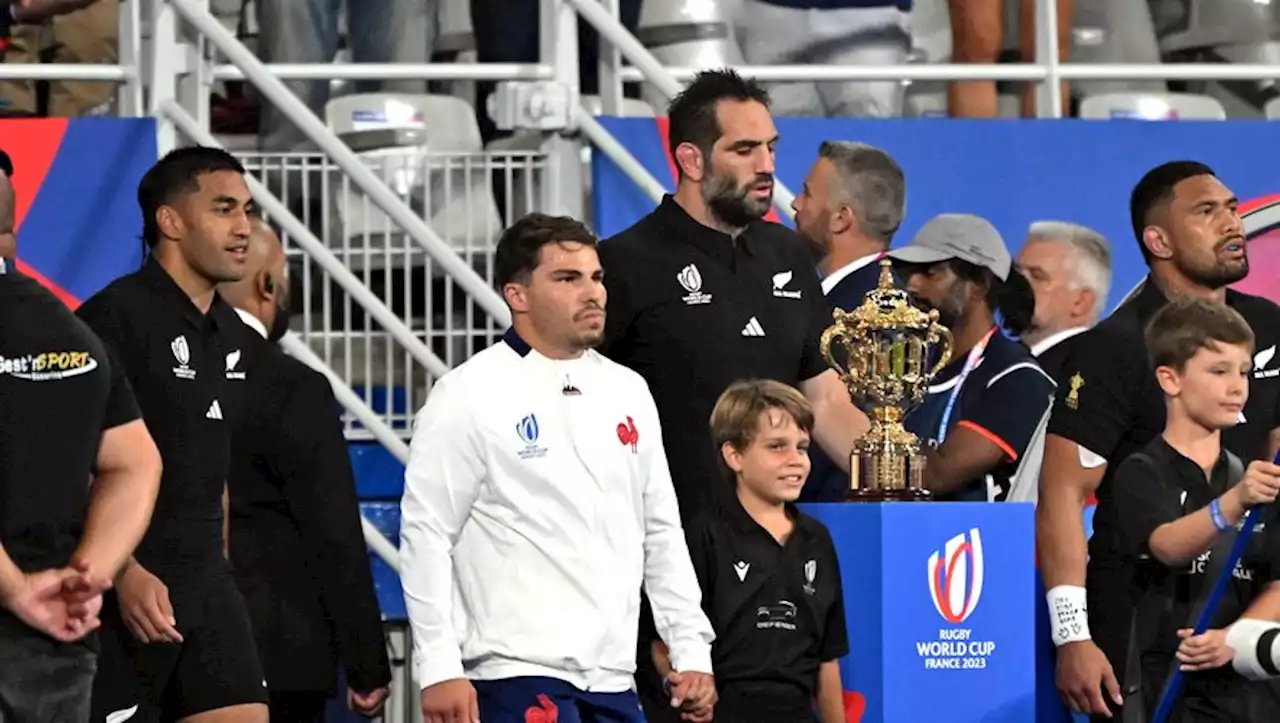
[{"xmin": 655, "ymin": 194, "xmax": 762, "ymax": 257}]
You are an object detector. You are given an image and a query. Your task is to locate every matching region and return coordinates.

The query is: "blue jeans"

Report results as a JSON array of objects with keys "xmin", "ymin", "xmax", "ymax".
[
  {"xmin": 255, "ymin": 0, "xmax": 439, "ymax": 150},
  {"xmin": 472, "ymin": 677, "xmax": 645, "ymax": 723},
  {"xmin": 0, "ymin": 614, "xmax": 96, "ymax": 723}
]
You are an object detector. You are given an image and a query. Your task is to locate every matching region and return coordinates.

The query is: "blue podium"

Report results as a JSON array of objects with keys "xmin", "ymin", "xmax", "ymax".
[{"xmin": 800, "ymin": 502, "xmax": 1037, "ymax": 723}]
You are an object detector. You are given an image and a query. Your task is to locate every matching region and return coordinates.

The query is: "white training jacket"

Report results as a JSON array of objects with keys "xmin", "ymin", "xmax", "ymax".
[{"xmin": 400, "ymin": 330, "xmax": 716, "ymax": 692}]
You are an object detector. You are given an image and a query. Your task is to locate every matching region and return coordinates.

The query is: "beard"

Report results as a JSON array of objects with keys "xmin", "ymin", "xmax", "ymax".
[
  {"xmin": 795, "ymin": 216, "xmax": 832, "ymax": 263},
  {"xmin": 1172, "ymin": 235, "xmax": 1250, "ymax": 288},
  {"xmin": 913, "ymin": 279, "xmax": 970, "ymax": 331},
  {"xmin": 703, "ymin": 167, "xmax": 772, "ymax": 229}
]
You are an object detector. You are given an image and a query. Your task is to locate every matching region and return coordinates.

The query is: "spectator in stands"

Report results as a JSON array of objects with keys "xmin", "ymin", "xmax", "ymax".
[
  {"xmin": 1037, "ymin": 161, "xmax": 1280, "ymax": 721},
  {"xmin": 256, "ymin": 0, "xmax": 439, "ymax": 151},
  {"xmin": 400, "ymin": 213, "xmax": 717, "ymax": 723},
  {"xmin": 890, "ymin": 213, "xmax": 1054, "ymax": 502},
  {"xmin": 0, "ymin": 0, "xmax": 117, "ymax": 117},
  {"xmin": 1016, "ymin": 220, "xmax": 1112, "ymax": 382},
  {"xmin": 735, "ymin": 0, "xmax": 911, "ymax": 118},
  {"xmin": 791, "ymin": 139, "xmax": 905, "ymax": 501},
  {"xmin": 78, "ymin": 146, "xmax": 270, "ymax": 723},
  {"xmin": 0, "ymin": 148, "xmax": 163, "ymax": 722},
  {"xmin": 221, "ymin": 220, "xmax": 392, "ymax": 723},
  {"xmin": 947, "ymin": 0, "xmax": 1076, "ymax": 117}
]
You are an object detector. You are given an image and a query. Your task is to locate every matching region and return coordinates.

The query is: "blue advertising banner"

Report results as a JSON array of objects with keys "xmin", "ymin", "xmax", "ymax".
[{"xmin": 802, "ymin": 502, "xmax": 1037, "ymax": 723}]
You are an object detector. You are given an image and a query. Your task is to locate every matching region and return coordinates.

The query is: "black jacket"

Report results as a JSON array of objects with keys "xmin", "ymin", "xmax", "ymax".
[{"xmin": 228, "ymin": 328, "xmax": 391, "ymax": 695}]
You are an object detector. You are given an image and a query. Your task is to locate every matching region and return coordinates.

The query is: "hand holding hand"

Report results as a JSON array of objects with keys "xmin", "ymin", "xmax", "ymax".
[{"xmin": 349, "ymin": 686, "xmax": 389, "ymax": 718}]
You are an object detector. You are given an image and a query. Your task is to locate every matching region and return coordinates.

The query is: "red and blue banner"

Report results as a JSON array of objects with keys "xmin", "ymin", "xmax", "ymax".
[
  {"xmin": 591, "ymin": 118, "xmax": 1280, "ymax": 312},
  {"xmin": 1, "ymin": 118, "xmax": 156, "ymax": 307}
]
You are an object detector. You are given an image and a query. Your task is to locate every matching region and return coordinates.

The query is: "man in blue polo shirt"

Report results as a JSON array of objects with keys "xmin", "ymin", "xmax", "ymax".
[{"xmin": 890, "ymin": 213, "xmax": 1056, "ymax": 501}]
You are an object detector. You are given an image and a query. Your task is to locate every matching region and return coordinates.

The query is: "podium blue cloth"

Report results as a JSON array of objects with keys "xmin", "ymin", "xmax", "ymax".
[{"xmin": 800, "ymin": 502, "xmax": 1037, "ymax": 723}]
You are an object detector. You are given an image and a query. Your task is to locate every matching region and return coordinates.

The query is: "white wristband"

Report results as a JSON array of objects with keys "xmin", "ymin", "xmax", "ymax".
[
  {"xmin": 1227, "ymin": 618, "xmax": 1280, "ymax": 681},
  {"xmin": 1047, "ymin": 585, "xmax": 1091, "ymax": 647}
]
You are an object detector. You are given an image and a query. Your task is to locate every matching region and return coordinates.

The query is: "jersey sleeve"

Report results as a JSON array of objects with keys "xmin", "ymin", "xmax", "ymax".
[
  {"xmin": 101, "ymin": 345, "xmax": 141, "ymax": 430},
  {"xmin": 959, "ymin": 365, "xmax": 1055, "ymax": 462},
  {"xmin": 1045, "ymin": 326, "xmax": 1143, "ymax": 459},
  {"xmin": 682, "ymin": 515, "xmax": 717, "ymax": 616},
  {"xmin": 597, "ymin": 240, "xmax": 637, "ymax": 361},
  {"xmin": 1108, "ymin": 453, "xmax": 1181, "ymax": 559},
  {"xmin": 817, "ymin": 528, "xmax": 850, "ymax": 661},
  {"xmin": 75, "ymin": 294, "xmax": 132, "ymax": 368}
]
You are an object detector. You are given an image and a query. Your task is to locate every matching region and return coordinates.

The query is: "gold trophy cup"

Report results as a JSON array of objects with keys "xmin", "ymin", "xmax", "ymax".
[{"xmin": 820, "ymin": 259, "xmax": 954, "ymax": 501}]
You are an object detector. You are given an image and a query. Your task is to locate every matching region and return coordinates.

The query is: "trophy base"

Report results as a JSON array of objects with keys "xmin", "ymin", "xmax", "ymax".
[{"xmin": 844, "ymin": 487, "xmax": 933, "ymax": 503}]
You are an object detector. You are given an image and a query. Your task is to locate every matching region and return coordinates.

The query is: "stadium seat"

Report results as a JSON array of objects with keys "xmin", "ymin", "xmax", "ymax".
[
  {"xmin": 1265, "ymin": 96, "xmax": 1280, "ymax": 120},
  {"xmin": 323, "ymin": 92, "xmax": 503, "ymax": 265},
  {"xmin": 1077, "ymin": 92, "xmax": 1228, "ymax": 120},
  {"xmin": 636, "ymin": 0, "xmax": 744, "ymax": 111}
]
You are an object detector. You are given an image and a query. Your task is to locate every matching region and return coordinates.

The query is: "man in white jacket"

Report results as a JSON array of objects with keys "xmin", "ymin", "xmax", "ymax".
[{"xmin": 400, "ymin": 213, "xmax": 718, "ymax": 723}]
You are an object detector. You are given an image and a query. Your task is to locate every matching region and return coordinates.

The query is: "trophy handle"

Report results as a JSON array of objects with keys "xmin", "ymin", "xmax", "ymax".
[
  {"xmin": 925, "ymin": 323, "xmax": 955, "ymax": 379},
  {"xmin": 820, "ymin": 325, "xmax": 856, "ymax": 380}
]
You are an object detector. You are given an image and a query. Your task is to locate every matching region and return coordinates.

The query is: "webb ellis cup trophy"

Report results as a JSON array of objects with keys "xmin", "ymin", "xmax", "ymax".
[{"xmin": 820, "ymin": 259, "xmax": 954, "ymax": 501}]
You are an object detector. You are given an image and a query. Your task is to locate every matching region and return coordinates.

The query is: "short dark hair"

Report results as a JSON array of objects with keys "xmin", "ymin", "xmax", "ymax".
[
  {"xmin": 667, "ymin": 69, "xmax": 770, "ymax": 175},
  {"xmin": 139, "ymin": 146, "xmax": 246, "ymax": 248},
  {"xmin": 1129, "ymin": 161, "xmax": 1216, "ymax": 266},
  {"xmin": 709, "ymin": 379, "xmax": 814, "ymax": 484},
  {"xmin": 1145, "ymin": 296, "xmax": 1254, "ymax": 372},
  {"xmin": 494, "ymin": 213, "xmax": 598, "ymax": 288}
]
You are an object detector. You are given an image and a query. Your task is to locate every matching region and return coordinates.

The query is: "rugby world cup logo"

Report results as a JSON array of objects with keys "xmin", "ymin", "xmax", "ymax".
[{"xmin": 927, "ymin": 528, "xmax": 985, "ymax": 624}]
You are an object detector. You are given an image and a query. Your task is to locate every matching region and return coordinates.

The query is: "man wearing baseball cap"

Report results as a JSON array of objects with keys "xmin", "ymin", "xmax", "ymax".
[{"xmin": 889, "ymin": 213, "xmax": 1055, "ymax": 502}]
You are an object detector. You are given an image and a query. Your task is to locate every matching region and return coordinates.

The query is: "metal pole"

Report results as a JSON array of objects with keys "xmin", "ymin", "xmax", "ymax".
[
  {"xmin": 167, "ymin": 0, "xmax": 512, "ymax": 326},
  {"xmin": 211, "ymin": 63, "xmax": 556, "ymax": 82},
  {"xmin": 1034, "ymin": 0, "xmax": 1064, "ymax": 118},
  {"xmin": 577, "ymin": 109, "xmax": 666, "ymax": 204}
]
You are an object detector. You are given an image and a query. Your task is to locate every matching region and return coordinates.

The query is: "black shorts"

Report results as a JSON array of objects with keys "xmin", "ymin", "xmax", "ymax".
[
  {"xmin": 90, "ymin": 573, "xmax": 268, "ymax": 722},
  {"xmin": 0, "ymin": 614, "xmax": 96, "ymax": 723}
]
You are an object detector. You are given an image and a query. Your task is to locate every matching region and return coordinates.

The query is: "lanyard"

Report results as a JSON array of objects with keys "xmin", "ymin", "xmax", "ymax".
[{"xmin": 936, "ymin": 327, "xmax": 998, "ymax": 445}]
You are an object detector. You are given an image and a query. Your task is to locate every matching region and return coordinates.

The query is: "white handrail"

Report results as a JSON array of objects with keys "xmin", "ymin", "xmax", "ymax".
[
  {"xmin": 615, "ymin": 64, "xmax": 1280, "ymax": 83},
  {"xmin": 0, "ymin": 65, "xmax": 132, "ymax": 80},
  {"xmin": 560, "ymin": 0, "xmax": 797, "ymax": 222},
  {"xmin": 167, "ymin": 0, "xmax": 513, "ymax": 327},
  {"xmin": 161, "ymin": 100, "xmax": 452, "ymax": 380},
  {"xmin": 212, "ymin": 63, "xmax": 555, "ymax": 82},
  {"xmin": 17, "ymin": 60, "xmax": 1277, "ymax": 86},
  {"xmin": 281, "ymin": 334, "xmax": 407, "ymax": 572}
]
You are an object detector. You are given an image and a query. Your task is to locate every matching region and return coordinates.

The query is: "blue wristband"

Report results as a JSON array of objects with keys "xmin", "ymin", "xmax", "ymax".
[{"xmin": 1209, "ymin": 498, "xmax": 1230, "ymax": 532}]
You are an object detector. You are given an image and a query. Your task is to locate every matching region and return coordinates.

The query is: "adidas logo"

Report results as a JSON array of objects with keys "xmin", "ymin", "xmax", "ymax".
[
  {"xmin": 741, "ymin": 316, "xmax": 766, "ymax": 337},
  {"xmin": 205, "ymin": 400, "xmax": 223, "ymax": 420}
]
